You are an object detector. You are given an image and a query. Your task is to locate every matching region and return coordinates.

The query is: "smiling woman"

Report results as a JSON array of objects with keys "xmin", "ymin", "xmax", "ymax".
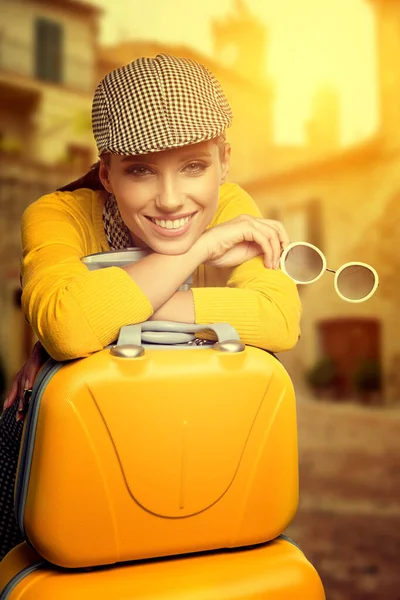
[
  {"xmin": 0, "ymin": 53, "xmax": 301, "ymax": 560},
  {"xmin": 16, "ymin": 53, "xmax": 301, "ymax": 357}
]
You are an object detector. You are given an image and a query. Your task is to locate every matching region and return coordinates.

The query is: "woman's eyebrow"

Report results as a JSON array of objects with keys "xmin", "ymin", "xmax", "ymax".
[
  {"xmin": 120, "ymin": 151, "xmax": 212, "ymax": 165},
  {"xmin": 177, "ymin": 151, "xmax": 212, "ymax": 163},
  {"xmin": 120, "ymin": 156, "xmax": 153, "ymax": 163}
]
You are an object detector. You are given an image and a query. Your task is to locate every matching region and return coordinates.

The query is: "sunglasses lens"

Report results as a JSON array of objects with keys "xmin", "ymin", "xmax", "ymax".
[
  {"xmin": 283, "ymin": 245, "xmax": 324, "ymax": 283},
  {"xmin": 336, "ymin": 265, "xmax": 377, "ymax": 301}
]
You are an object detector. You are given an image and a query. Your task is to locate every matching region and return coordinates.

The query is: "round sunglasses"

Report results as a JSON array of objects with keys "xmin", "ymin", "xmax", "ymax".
[{"xmin": 279, "ymin": 241, "xmax": 379, "ymax": 303}]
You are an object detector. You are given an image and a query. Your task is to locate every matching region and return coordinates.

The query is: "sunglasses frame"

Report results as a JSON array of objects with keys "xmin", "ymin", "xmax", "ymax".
[{"xmin": 279, "ymin": 241, "xmax": 379, "ymax": 304}]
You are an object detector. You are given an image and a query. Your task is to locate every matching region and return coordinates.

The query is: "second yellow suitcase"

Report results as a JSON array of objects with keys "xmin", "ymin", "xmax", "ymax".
[
  {"xmin": 15, "ymin": 322, "xmax": 298, "ymax": 568},
  {"xmin": 0, "ymin": 536, "xmax": 325, "ymax": 600}
]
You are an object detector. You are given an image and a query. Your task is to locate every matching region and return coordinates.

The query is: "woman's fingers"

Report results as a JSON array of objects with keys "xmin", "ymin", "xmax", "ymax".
[
  {"xmin": 200, "ymin": 214, "xmax": 290, "ymax": 269},
  {"xmin": 2, "ymin": 342, "xmax": 47, "ymax": 420},
  {"xmin": 2, "ymin": 377, "xmax": 18, "ymax": 411},
  {"xmin": 236, "ymin": 215, "xmax": 289, "ymax": 266},
  {"xmin": 260, "ymin": 219, "xmax": 291, "ymax": 249},
  {"xmin": 242, "ymin": 224, "xmax": 276, "ymax": 268},
  {"xmin": 16, "ymin": 343, "xmax": 48, "ymax": 421},
  {"xmin": 247, "ymin": 220, "xmax": 283, "ymax": 268},
  {"xmin": 16, "ymin": 370, "xmax": 29, "ymax": 422},
  {"xmin": 258, "ymin": 223, "xmax": 281, "ymax": 267}
]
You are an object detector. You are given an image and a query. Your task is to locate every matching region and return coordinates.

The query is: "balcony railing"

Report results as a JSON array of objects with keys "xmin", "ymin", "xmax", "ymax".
[{"xmin": 0, "ymin": 35, "xmax": 95, "ymax": 93}]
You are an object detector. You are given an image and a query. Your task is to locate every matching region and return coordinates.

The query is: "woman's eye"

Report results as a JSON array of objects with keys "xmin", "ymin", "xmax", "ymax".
[
  {"xmin": 125, "ymin": 165, "xmax": 152, "ymax": 177},
  {"xmin": 184, "ymin": 161, "xmax": 207, "ymax": 174}
]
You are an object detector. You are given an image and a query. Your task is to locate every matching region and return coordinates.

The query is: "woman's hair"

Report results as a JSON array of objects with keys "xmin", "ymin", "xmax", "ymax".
[{"xmin": 58, "ymin": 134, "xmax": 227, "ymax": 193}]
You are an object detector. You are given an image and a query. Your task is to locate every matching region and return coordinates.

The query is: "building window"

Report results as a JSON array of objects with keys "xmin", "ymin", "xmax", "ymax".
[{"xmin": 34, "ymin": 18, "xmax": 64, "ymax": 84}]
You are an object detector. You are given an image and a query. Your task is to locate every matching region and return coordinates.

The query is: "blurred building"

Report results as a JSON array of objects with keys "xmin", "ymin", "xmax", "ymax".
[
  {"xmin": 244, "ymin": 0, "xmax": 400, "ymax": 404},
  {"xmin": 305, "ymin": 85, "xmax": 341, "ymax": 152},
  {"xmin": 0, "ymin": 0, "xmax": 100, "ymax": 378}
]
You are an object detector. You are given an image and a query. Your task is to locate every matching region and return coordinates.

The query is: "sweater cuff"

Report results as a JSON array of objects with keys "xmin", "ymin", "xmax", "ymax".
[{"xmin": 67, "ymin": 267, "xmax": 153, "ymax": 346}]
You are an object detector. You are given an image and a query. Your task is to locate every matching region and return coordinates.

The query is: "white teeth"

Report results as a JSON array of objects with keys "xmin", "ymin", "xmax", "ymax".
[{"xmin": 152, "ymin": 215, "xmax": 192, "ymax": 229}]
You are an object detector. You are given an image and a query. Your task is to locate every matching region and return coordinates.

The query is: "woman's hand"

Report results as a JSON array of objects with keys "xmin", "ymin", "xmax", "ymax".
[
  {"xmin": 2, "ymin": 341, "xmax": 48, "ymax": 421},
  {"xmin": 194, "ymin": 215, "xmax": 290, "ymax": 269}
]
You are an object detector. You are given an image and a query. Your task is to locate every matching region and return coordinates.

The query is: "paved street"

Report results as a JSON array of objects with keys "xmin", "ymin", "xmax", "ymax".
[{"xmin": 286, "ymin": 395, "xmax": 400, "ymax": 599}]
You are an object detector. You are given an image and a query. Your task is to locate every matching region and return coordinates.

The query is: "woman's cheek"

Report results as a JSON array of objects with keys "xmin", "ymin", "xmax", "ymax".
[{"xmin": 115, "ymin": 182, "xmax": 148, "ymax": 212}]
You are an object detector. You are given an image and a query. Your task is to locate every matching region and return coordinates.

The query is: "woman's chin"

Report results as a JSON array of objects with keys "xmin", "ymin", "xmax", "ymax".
[{"xmin": 147, "ymin": 236, "xmax": 196, "ymax": 256}]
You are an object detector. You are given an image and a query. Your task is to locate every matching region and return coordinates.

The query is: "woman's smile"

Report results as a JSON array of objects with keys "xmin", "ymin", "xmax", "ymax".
[{"xmin": 145, "ymin": 212, "xmax": 197, "ymax": 237}]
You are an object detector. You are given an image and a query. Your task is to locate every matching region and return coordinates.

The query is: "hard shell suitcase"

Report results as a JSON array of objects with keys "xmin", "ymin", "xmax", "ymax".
[
  {"xmin": 0, "ymin": 536, "xmax": 325, "ymax": 600},
  {"xmin": 15, "ymin": 322, "xmax": 298, "ymax": 568}
]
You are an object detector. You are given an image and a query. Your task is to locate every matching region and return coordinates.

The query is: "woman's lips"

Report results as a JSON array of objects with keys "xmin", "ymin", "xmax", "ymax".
[{"xmin": 145, "ymin": 213, "xmax": 196, "ymax": 237}]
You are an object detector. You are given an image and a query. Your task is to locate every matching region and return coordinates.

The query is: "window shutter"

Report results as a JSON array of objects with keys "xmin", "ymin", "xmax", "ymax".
[{"xmin": 35, "ymin": 18, "xmax": 63, "ymax": 83}]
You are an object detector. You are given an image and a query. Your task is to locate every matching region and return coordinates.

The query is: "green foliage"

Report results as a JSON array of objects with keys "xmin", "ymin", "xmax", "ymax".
[
  {"xmin": 352, "ymin": 359, "xmax": 382, "ymax": 392},
  {"xmin": 305, "ymin": 356, "xmax": 338, "ymax": 389}
]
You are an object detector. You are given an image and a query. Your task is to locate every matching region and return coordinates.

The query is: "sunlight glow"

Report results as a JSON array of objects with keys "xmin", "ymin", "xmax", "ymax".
[{"xmin": 89, "ymin": 0, "xmax": 378, "ymax": 145}]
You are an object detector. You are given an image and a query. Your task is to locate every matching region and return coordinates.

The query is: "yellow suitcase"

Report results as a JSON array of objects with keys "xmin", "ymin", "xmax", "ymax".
[
  {"xmin": 15, "ymin": 322, "xmax": 298, "ymax": 568},
  {"xmin": 0, "ymin": 536, "xmax": 325, "ymax": 599}
]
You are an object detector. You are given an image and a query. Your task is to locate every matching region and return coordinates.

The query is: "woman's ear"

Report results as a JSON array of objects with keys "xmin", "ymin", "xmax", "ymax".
[
  {"xmin": 99, "ymin": 156, "xmax": 113, "ymax": 194},
  {"xmin": 220, "ymin": 143, "xmax": 231, "ymax": 184}
]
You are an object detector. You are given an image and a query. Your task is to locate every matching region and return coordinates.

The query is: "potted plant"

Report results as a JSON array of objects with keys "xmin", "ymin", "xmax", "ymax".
[
  {"xmin": 352, "ymin": 359, "xmax": 382, "ymax": 405},
  {"xmin": 305, "ymin": 356, "xmax": 338, "ymax": 399}
]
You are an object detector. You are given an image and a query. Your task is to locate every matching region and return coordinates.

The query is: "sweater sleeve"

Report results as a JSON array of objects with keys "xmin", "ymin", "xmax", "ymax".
[
  {"xmin": 191, "ymin": 184, "xmax": 302, "ymax": 352},
  {"xmin": 20, "ymin": 192, "xmax": 153, "ymax": 361}
]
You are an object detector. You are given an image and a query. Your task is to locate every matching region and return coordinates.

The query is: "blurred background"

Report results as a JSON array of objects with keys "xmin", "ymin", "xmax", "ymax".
[{"xmin": 0, "ymin": 0, "xmax": 399, "ymax": 597}]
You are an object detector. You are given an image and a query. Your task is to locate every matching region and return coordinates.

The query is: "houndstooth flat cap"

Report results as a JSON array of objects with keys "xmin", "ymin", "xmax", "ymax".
[{"xmin": 92, "ymin": 54, "xmax": 233, "ymax": 156}]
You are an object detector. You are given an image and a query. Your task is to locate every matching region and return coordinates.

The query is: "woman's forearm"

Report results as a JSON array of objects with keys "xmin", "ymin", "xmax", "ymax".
[
  {"xmin": 121, "ymin": 247, "xmax": 203, "ymax": 313},
  {"xmin": 149, "ymin": 290, "xmax": 195, "ymax": 323}
]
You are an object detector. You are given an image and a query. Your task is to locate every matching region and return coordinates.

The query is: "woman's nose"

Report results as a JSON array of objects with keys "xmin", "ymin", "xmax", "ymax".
[{"xmin": 155, "ymin": 178, "xmax": 184, "ymax": 212}]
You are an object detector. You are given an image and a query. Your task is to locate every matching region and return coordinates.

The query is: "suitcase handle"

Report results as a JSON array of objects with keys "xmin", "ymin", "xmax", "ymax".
[{"xmin": 116, "ymin": 321, "xmax": 240, "ymax": 347}]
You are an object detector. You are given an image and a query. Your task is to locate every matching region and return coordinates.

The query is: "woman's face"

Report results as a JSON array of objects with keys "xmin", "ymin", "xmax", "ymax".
[{"xmin": 99, "ymin": 139, "xmax": 230, "ymax": 255}]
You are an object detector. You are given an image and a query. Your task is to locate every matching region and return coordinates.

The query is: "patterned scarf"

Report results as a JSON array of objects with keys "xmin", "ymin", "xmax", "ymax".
[
  {"xmin": 58, "ymin": 162, "xmax": 132, "ymax": 250},
  {"xmin": 102, "ymin": 194, "xmax": 132, "ymax": 250}
]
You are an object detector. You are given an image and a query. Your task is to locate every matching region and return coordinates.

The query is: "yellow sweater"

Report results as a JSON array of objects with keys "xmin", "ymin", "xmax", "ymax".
[{"xmin": 20, "ymin": 182, "xmax": 301, "ymax": 361}]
